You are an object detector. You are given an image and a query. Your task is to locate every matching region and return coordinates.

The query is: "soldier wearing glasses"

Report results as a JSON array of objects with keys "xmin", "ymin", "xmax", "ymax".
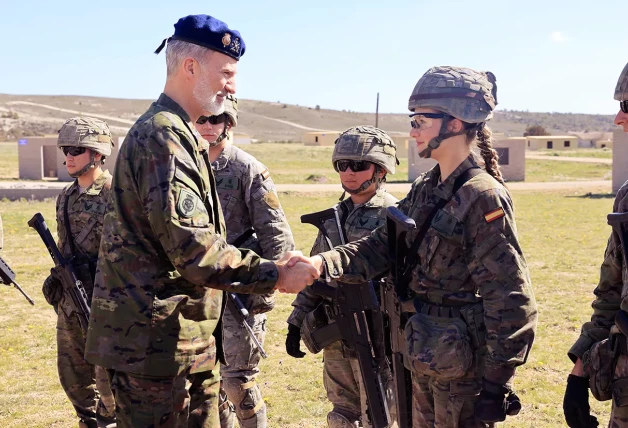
[
  {"xmin": 286, "ymin": 126, "xmax": 399, "ymax": 428},
  {"xmin": 563, "ymin": 63, "xmax": 628, "ymax": 428},
  {"xmin": 42, "ymin": 117, "xmax": 116, "ymax": 428},
  {"xmin": 194, "ymin": 95, "xmax": 295, "ymax": 427}
]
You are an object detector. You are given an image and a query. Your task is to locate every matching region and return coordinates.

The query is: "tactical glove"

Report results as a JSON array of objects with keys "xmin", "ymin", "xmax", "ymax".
[
  {"xmin": 285, "ymin": 323, "xmax": 305, "ymax": 358},
  {"xmin": 475, "ymin": 378, "xmax": 522, "ymax": 423},
  {"xmin": 563, "ymin": 374, "xmax": 599, "ymax": 428},
  {"xmin": 42, "ymin": 273, "xmax": 63, "ymax": 307}
]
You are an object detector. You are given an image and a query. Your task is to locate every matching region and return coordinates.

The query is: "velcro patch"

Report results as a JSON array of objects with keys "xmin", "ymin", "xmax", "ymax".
[
  {"xmin": 177, "ymin": 188, "xmax": 198, "ymax": 218},
  {"xmin": 216, "ymin": 177, "xmax": 240, "ymax": 191},
  {"xmin": 484, "ymin": 207, "xmax": 505, "ymax": 223},
  {"xmin": 261, "ymin": 169, "xmax": 270, "ymax": 181}
]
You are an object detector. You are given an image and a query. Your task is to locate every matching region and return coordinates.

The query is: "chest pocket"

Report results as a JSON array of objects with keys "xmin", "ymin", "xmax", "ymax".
[
  {"xmin": 416, "ymin": 210, "xmax": 468, "ymax": 289},
  {"xmin": 174, "ymin": 167, "xmax": 212, "ymax": 228},
  {"xmin": 354, "ymin": 215, "xmax": 382, "ymax": 231}
]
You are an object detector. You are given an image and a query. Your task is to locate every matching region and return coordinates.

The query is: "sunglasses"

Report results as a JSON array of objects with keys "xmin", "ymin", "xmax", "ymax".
[
  {"xmin": 409, "ymin": 112, "xmax": 446, "ymax": 130},
  {"xmin": 196, "ymin": 114, "xmax": 227, "ymax": 125},
  {"xmin": 621, "ymin": 100, "xmax": 628, "ymax": 114},
  {"xmin": 61, "ymin": 146, "xmax": 87, "ymax": 157},
  {"xmin": 333, "ymin": 160, "xmax": 371, "ymax": 173}
]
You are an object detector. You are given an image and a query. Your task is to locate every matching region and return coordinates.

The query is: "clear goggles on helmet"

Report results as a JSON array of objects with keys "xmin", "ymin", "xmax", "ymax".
[
  {"xmin": 621, "ymin": 100, "xmax": 628, "ymax": 114},
  {"xmin": 196, "ymin": 113, "xmax": 227, "ymax": 125},
  {"xmin": 333, "ymin": 160, "xmax": 371, "ymax": 173},
  {"xmin": 409, "ymin": 112, "xmax": 446, "ymax": 130}
]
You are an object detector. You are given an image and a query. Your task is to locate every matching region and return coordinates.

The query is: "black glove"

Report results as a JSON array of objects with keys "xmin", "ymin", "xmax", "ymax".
[
  {"xmin": 475, "ymin": 379, "xmax": 522, "ymax": 423},
  {"xmin": 564, "ymin": 374, "xmax": 599, "ymax": 428},
  {"xmin": 42, "ymin": 271, "xmax": 63, "ymax": 307},
  {"xmin": 285, "ymin": 324, "xmax": 305, "ymax": 358}
]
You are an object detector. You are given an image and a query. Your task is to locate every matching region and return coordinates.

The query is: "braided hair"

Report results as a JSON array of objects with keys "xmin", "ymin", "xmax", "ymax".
[{"xmin": 465, "ymin": 123, "xmax": 506, "ymax": 186}]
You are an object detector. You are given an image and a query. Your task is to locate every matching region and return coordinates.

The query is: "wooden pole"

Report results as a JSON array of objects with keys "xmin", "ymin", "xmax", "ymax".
[{"xmin": 375, "ymin": 92, "xmax": 380, "ymax": 128}]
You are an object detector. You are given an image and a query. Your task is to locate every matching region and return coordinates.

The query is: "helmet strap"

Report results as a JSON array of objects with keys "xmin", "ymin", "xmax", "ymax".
[
  {"xmin": 68, "ymin": 152, "xmax": 97, "ymax": 178},
  {"xmin": 418, "ymin": 114, "xmax": 468, "ymax": 159},
  {"xmin": 340, "ymin": 167, "xmax": 381, "ymax": 195},
  {"xmin": 208, "ymin": 121, "xmax": 231, "ymax": 147}
]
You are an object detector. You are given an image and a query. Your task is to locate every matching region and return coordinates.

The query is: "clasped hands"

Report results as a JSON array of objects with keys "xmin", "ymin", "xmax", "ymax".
[{"xmin": 274, "ymin": 251, "xmax": 325, "ymax": 294}]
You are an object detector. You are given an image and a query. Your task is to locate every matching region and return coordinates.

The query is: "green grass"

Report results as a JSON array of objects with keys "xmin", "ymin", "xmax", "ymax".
[
  {"xmin": 0, "ymin": 142, "xmax": 19, "ymax": 180},
  {"xmin": 525, "ymin": 159, "xmax": 611, "ymax": 182},
  {"xmin": 536, "ymin": 148, "xmax": 613, "ymax": 159},
  {"xmin": 0, "ymin": 188, "xmax": 619, "ymax": 427}
]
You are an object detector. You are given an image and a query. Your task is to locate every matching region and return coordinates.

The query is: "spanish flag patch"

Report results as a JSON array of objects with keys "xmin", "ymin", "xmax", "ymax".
[
  {"xmin": 261, "ymin": 169, "xmax": 270, "ymax": 181},
  {"xmin": 484, "ymin": 207, "xmax": 505, "ymax": 223}
]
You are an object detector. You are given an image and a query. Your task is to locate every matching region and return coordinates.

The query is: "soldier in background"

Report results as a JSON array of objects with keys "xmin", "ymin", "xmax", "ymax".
[
  {"xmin": 84, "ymin": 14, "xmax": 315, "ymax": 428},
  {"xmin": 563, "ymin": 63, "xmax": 628, "ymax": 428},
  {"xmin": 285, "ymin": 126, "xmax": 398, "ymax": 428},
  {"xmin": 287, "ymin": 66, "xmax": 537, "ymax": 427},
  {"xmin": 194, "ymin": 95, "xmax": 295, "ymax": 427},
  {"xmin": 42, "ymin": 117, "xmax": 116, "ymax": 428}
]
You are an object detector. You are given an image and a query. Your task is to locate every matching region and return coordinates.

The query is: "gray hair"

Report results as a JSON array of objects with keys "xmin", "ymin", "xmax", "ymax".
[{"xmin": 165, "ymin": 40, "xmax": 212, "ymax": 77}]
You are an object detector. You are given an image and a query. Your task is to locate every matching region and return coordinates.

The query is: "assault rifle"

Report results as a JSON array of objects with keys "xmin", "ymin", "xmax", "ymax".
[
  {"xmin": 0, "ymin": 255, "xmax": 35, "ymax": 305},
  {"xmin": 227, "ymin": 292, "xmax": 268, "ymax": 359},
  {"xmin": 301, "ymin": 207, "xmax": 391, "ymax": 428},
  {"xmin": 383, "ymin": 206, "xmax": 416, "ymax": 428},
  {"xmin": 28, "ymin": 213, "xmax": 91, "ymax": 333}
]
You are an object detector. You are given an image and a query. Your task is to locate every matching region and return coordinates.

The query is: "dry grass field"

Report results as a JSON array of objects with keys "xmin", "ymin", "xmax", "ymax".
[{"xmin": 0, "ymin": 184, "xmax": 619, "ymax": 427}]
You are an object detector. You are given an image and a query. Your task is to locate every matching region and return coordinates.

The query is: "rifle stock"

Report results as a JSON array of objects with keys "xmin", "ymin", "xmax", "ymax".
[
  {"xmin": 384, "ymin": 206, "xmax": 416, "ymax": 428},
  {"xmin": 301, "ymin": 208, "xmax": 391, "ymax": 428},
  {"xmin": 28, "ymin": 213, "xmax": 91, "ymax": 333}
]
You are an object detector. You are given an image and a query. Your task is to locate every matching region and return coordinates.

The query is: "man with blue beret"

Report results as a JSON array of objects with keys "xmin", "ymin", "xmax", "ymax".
[{"xmin": 84, "ymin": 14, "xmax": 317, "ymax": 428}]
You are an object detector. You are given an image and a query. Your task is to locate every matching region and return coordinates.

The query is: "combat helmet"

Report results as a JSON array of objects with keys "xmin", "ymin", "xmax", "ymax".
[
  {"xmin": 408, "ymin": 66, "xmax": 498, "ymax": 158},
  {"xmin": 615, "ymin": 62, "xmax": 628, "ymax": 101},
  {"xmin": 208, "ymin": 94, "xmax": 238, "ymax": 147},
  {"xmin": 57, "ymin": 116, "xmax": 114, "ymax": 177},
  {"xmin": 332, "ymin": 126, "xmax": 398, "ymax": 195}
]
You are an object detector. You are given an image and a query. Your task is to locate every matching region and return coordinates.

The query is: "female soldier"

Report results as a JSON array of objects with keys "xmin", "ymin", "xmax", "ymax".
[
  {"xmin": 285, "ymin": 126, "xmax": 398, "ymax": 428},
  {"xmin": 289, "ymin": 66, "xmax": 537, "ymax": 427}
]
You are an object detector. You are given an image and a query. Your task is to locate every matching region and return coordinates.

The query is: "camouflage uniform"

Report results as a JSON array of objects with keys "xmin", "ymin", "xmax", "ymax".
[
  {"xmin": 288, "ymin": 190, "xmax": 397, "ymax": 427},
  {"xmin": 41, "ymin": 116, "xmax": 116, "ymax": 428},
  {"xmin": 318, "ymin": 156, "xmax": 536, "ymax": 427},
  {"xmin": 318, "ymin": 67, "xmax": 537, "ymax": 427},
  {"xmin": 84, "ymin": 94, "xmax": 279, "ymax": 428},
  {"xmin": 53, "ymin": 170, "xmax": 116, "ymax": 427},
  {"xmin": 212, "ymin": 143, "xmax": 295, "ymax": 427},
  {"xmin": 568, "ymin": 62, "xmax": 628, "ymax": 426}
]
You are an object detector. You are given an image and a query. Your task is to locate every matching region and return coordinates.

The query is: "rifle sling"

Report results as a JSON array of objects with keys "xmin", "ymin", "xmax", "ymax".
[
  {"xmin": 63, "ymin": 191, "xmax": 79, "ymax": 258},
  {"xmin": 403, "ymin": 167, "xmax": 483, "ymax": 275}
]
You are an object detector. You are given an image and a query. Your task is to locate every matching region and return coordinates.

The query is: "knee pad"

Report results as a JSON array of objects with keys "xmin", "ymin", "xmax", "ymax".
[
  {"xmin": 327, "ymin": 410, "xmax": 360, "ymax": 428},
  {"xmin": 222, "ymin": 377, "xmax": 266, "ymax": 424}
]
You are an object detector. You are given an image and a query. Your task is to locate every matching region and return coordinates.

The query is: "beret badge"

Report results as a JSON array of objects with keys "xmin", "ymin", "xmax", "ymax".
[{"xmin": 222, "ymin": 33, "xmax": 231, "ymax": 47}]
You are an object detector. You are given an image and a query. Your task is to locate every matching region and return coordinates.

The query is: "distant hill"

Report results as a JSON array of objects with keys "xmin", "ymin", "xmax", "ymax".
[{"xmin": 0, "ymin": 94, "xmax": 617, "ymax": 142}]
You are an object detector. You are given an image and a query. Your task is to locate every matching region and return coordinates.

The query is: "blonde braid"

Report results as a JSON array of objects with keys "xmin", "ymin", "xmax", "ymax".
[{"xmin": 474, "ymin": 124, "xmax": 505, "ymax": 185}]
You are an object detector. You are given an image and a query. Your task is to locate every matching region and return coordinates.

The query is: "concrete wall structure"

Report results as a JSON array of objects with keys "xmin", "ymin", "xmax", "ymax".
[
  {"xmin": 303, "ymin": 131, "xmax": 340, "ymax": 146},
  {"xmin": 613, "ymin": 129, "xmax": 628, "ymax": 193},
  {"xmin": 408, "ymin": 137, "xmax": 526, "ymax": 182},
  {"xmin": 19, "ymin": 135, "xmax": 121, "ymax": 182},
  {"xmin": 527, "ymin": 135, "xmax": 578, "ymax": 150}
]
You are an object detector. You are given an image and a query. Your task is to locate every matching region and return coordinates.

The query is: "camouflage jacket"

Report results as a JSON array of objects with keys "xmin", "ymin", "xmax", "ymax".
[
  {"xmin": 212, "ymin": 143, "xmax": 294, "ymax": 260},
  {"xmin": 287, "ymin": 189, "xmax": 398, "ymax": 328},
  {"xmin": 318, "ymin": 155, "xmax": 537, "ymax": 385},
  {"xmin": 569, "ymin": 183, "xmax": 628, "ymax": 361},
  {"xmin": 85, "ymin": 94, "xmax": 279, "ymax": 377},
  {"xmin": 55, "ymin": 171, "xmax": 111, "ymax": 315}
]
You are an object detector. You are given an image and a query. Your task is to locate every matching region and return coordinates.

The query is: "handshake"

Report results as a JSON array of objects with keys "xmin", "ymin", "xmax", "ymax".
[{"xmin": 273, "ymin": 251, "xmax": 325, "ymax": 294}]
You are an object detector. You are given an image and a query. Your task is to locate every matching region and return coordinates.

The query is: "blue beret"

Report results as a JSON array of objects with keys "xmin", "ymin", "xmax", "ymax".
[{"xmin": 154, "ymin": 14, "xmax": 245, "ymax": 60}]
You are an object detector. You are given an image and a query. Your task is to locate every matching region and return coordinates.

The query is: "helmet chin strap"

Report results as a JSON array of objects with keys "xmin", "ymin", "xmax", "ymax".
[
  {"xmin": 209, "ymin": 122, "xmax": 231, "ymax": 147},
  {"xmin": 340, "ymin": 167, "xmax": 384, "ymax": 197},
  {"xmin": 68, "ymin": 152, "xmax": 97, "ymax": 178},
  {"xmin": 418, "ymin": 114, "xmax": 469, "ymax": 159}
]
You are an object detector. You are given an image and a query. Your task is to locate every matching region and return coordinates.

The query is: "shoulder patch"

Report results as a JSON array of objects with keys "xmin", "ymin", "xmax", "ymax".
[
  {"xmin": 177, "ymin": 188, "xmax": 198, "ymax": 218},
  {"xmin": 261, "ymin": 169, "xmax": 270, "ymax": 181},
  {"xmin": 484, "ymin": 207, "xmax": 505, "ymax": 223}
]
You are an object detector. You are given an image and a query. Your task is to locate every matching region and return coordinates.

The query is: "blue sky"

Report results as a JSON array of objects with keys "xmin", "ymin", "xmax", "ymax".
[{"xmin": 0, "ymin": 0, "xmax": 624, "ymax": 115}]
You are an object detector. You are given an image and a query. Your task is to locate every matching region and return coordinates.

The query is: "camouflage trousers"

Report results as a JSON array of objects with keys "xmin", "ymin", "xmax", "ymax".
[
  {"xmin": 323, "ymin": 341, "xmax": 397, "ymax": 428},
  {"xmin": 57, "ymin": 309, "xmax": 115, "ymax": 425},
  {"xmin": 609, "ymin": 354, "xmax": 628, "ymax": 426},
  {"xmin": 107, "ymin": 366, "xmax": 221, "ymax": 428},
  {"xmin": 219, "ymin": 303, "xmax": 267, "ymax": 428},
  {"xmin": 412, "ymin": 373, "xmax": 491, "ymax": 428}
]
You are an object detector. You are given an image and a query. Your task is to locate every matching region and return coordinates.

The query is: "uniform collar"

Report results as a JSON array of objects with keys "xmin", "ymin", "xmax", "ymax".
[
  {"xmin": 363, "ymin": 188, "xmax": 388, "ymax": 208},
  {"xmin": 431, "ymin": 155, "xmax": 479, "ymax": 200},
  {"xmin": 212, "ymin": 144, "xmax": 232, "ymax": 171},
  {"xmin": 67, "ymin": 170, "xmax": 111, "ymax": 197},
  {"xmin": 155, "ymin": 93, "xmax": 191, "ymax": 122}
]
